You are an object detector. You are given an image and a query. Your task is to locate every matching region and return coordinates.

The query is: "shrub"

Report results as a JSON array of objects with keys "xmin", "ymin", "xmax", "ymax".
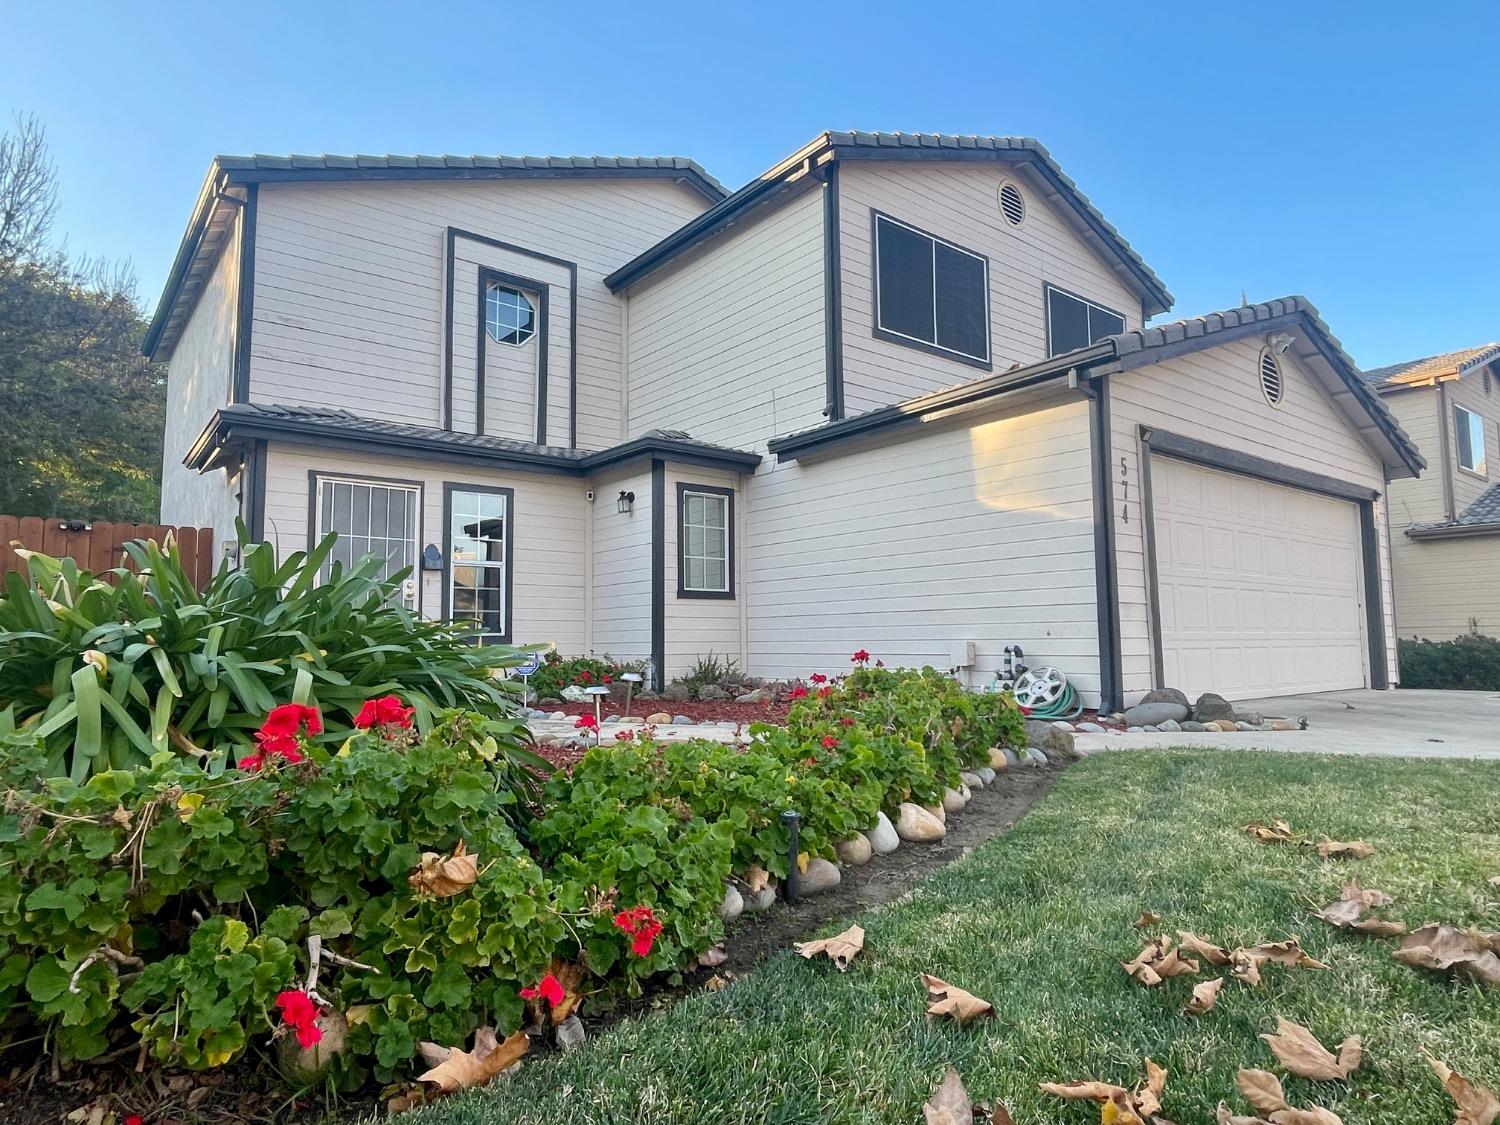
[
  {"xmin": 0, "ymin": 530, "xmax": 525, "ymax": 781},
  {"xmin": 670, "ymin": 651, "xmax": 741, "ymax": 699},
  {"xmin": 1398, "ymin": 629, "xmax": 1500, "ymax": 691},
  {"xmin": 527, "ymin": 652, "xmax": 646, "ymax": 702}
]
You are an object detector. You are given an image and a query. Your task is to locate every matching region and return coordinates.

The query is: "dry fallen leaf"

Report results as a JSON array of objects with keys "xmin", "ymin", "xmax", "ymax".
[
  {"xmin": 416, "ymin": 1027, "xmax": 529, "ymax": 1093},
  {"xmin": 1184, "ymin": 977, "xmax": 1224, "ymax": 1017},
  {"xmin": 1396, "ymin": 924, "xmax": 1500, "ymax": 986},
  {"xmin": 1238, "ymin": 1069, "xmax": 1291, "ymax": 1116},
  {"xmin": 794, "ymin": 925, "xmax": 865, "ymax": 972},
  {"xmin": 1134, "ymin": 911, "xmax": 1163, "ymax": 928},
  {"xmin": 1314, "ymin": 895, "xmax": 1406, "ymax": 937},
  {"xmin": 1040, "ymin": 1059, "xmax": 1166, "ymax": 1125},
  {"xmin": 1245, "ymin": 820, "xmax": 1299, "ymax": 844},
  {"xmin": 408, "ymin": 841, "xmax": 479, "ymax": 898},
  {"xmin": 1429, "ymin": 1056, "xmax": 1500, "ymax": 1125},
  {"xmin": 1179, "ymin": 930, "xmax": 1233, "ymax": 967},
  {"xmin": 1243, "ymin": 938, "xmax": 1330, "ymax": 971},
  {"xmin": 1316, "ymin": 839, "xmax": 1374, "ymax": 860},
  {"xmin": 923, "ymin": 1067, "xmax": 972, "ymax": 1125},
  {"xmin": 548, "ymin": 960, "xmax": 585, "ymax": 1023},
  {"xmin": 1122, "ymin": 937, "xmax": 1196, "ymax": 986},
  {"xmin": 743, "ymin": 865, "xmax": 771, "ymax": 894},
  {"xmin": 1234, "ymin": 1068, "xmax": 1345, "ymax": 1124},
  {"xmin": 1260, "ymin": 1018, "xmax": 1361, "ymax": 1080},
  {"xmin": 702, "ymin": 974, "xmax": 728, "ymax": 992},
  {"xmin": 922, "ymin": 974, "xmax": 994, "ymax": 1024},
  {"xmin": 1230, "ymin": 950, "xmax": 1264, "ymax": 987},
  {"xmin": 1341, "ymin": 881, "xmax": 1394, "ymax": 908}
]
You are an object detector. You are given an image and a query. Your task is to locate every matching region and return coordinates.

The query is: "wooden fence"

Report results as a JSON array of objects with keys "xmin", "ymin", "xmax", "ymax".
[{"xmin": 0, "ymin": 517, "xmax": 216, "ymax": 590}]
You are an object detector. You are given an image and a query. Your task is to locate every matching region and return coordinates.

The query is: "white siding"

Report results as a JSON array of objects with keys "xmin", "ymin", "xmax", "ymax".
[
  {"xmin": 1382, "ymin": 389, "xmax": 1446, "ymax": 527},
  {"xmin": 664, "ymin": 466, "xmax": 745, "ymax": 678},
  {"xmin": 1111, "ymin": 339, "xmax": 1397, "ymax": 697},
  {"xmin": 248, "ymin": 179, "xmax": 709, "ymax": 449},
  {"xmin": 1391, "ymin": 535, "xmax": 1500, "ymax": 640},
  {"xmin": 160, "ymin": 222, "xmax": 241, "ymax": 544},
  {"xmin": 589, "ymin": 465, "xmax": 654, "ymax": 663},
  {"xmin": 838, "ymin": 162, "xmax": 1143, "ymax": 415},
  {"xmin": 260, "ymin": 444, "xmax": 588, "ymax": 652},
  {"xmin": 625, "ymin": 186, "xmax": 827, "ymax": 452},
  {"xmin": 743, "ymin": 395, "xmax": 1101, "ymax": 701},
  {"xmin": 1446, "ymin": 368, "xmax": 1498, "ymax": 514}
]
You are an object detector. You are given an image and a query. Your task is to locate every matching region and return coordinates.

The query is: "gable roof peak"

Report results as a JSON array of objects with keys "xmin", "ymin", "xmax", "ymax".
[{"xmin": 1362, "ymin": 343, "xmax": 1500, "ymax": 392}]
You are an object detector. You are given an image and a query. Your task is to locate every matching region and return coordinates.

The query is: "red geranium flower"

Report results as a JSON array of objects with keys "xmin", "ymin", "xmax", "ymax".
[
  {"xmin": 821, "ymin": 735, "xmax": 838, "ymax": 750},
  {"xmin": 125, "ymin": 1116, "xmax": 143, "ymax": 1125},
  {"xmin": 615, "ymin": 728, "xmax": 635, "ymax": 742},
  {"xmin": 809, "ymin": 673, "xmax": 827, "ymax": 685},
  {"xmin": 578, "ymin": 670, "xmax": 593, "ymax": 683},
  {"xmin": 817, "ymin": 686, "xmax": 833, "ymax": 700},
  {"xmin": 275, "ymin": 989, "xmax": 323, "ymax": 1049},
  {"xmin": 263, "ymin": 702, "xmax": 323, "ymax": 737},
  {"xmin": 519, "ymin": 973, "xmax": 566, "ymax": 1009},
  {"xmin": 575, "ymin": 713, "xmax": 599, "ymax": 731},
  {"xmin": 354, "ymin": 694, "xmax": 414, "ymax": 730},
  {"xmin": 241, "ymin": 703, "xmax": 319, "ymax": 771},
  {"xmin": 839, "ymin": 717, "xmax": 856, "ymax": 728},
  {"xmin": 787, "ymin": 685, "xmax": 809, "ymax": 701},
  {"xmin": 603, "ymin": 674, "xmax": 612, "ymax": 684},
  {"xmin": 613, "ymin": 905, "xmax": 663, "ymax": 957},
  {"xmin": 851, "ymin": 650, "xmax": 871, "ymax": 664}
]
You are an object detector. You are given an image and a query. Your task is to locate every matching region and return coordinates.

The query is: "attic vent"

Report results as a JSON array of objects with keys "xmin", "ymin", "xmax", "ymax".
[
  {"xmin": 1259, "ymin": 349, "xmax": 1285, "ymax": 406},
  {"xmin": 997, "ymin": 181, "xmax": 1026, "ymax": 227}
]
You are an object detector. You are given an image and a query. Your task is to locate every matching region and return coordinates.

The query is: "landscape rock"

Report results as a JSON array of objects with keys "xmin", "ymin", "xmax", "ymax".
[
  {"xmin": 1158, "ymin": 719, "xmax": 1182, "ymax": 732},
  {"xmin": 1024, "ymin": 719, "xmax": 1076, "ymax": 758},
  {"xmin": 1026, "ymin": 748, "xmax": 1049, "ymax": 766},
  {"xmin": 550, "ymin": 711, "xmax": 567, "ymax": 720},
  {"xmin": 1123, "ymin": 701, "xmax": 1189, "ymax": 726},
  {"xmin": 718, "ymin": 884, "xmax": 744, "ymax": 922},
  {"xmin": 1235, "ymin": 720, "xmax": 1254, "ymax": 731},
  {"xmin": 644, "ymin": 712, "xmax": 673, "ymax": 724},
  {"xmin": 735, "ymin": 688, "xmax": 772, "ymax": 704},
  {"xmin": 942, "ymin": 786, "xmax": 969, "ymax": 813},
  {"xmin": 976, "ymin": 767, "xmax": 996, "ymax": 784},
  {"xmin": 799, "ymin": 858, "xmax": 842, "ymax": 895},
  {"xmin": 1181, "ymin": 721, "xmax": 1207, "ymax": 732},
  {"xmin": 603, "ymin": 714, "xmax": 620, "ymax": 723},
  {"xmin": 672, "ymin": 715, "xmax": 692, "ymax": 725},
  {"xmin": 895, "ymin": 803, "xmax": 946, "ymax": 842},
  {"xmin": 865, "ymin": 811, "xmax": 899, "ymax": 854},
  {"xmin": 1192, "ymin": 692, "xmax": 1236, "ymax": 723},
  {"xmin": 1127, "ymin": 726, "xmax": 1144, "ymax": 733},
  {"xmin": 697, "ymin": 684, "xmax": 730, "ymax": 701},
  {"xmin": 1238, "ymin": 711, "xmax": 1264, "ymax": 725},
  {"xmin": 988, "ymin": 746, "xmax": 1009, "ymax": 770},
  {"xmin": 1270, "ymin": 719, "xmax": 1298, "ymax": 731},
  {"xmin": 554, "ymin": 1014, "xmax": 586, "ymax": 1051},
  {"xmin": 1076, "ymin": 722, "xmax": 1105, "ymax": 733},
  {"xmin": 1139, "ymin": 687, "xmax": 1191, "ymax": 709},
  {"xmin": 1051, "ymin": 720, "xmax": 1077, "ymax": 732},
  {"xmin": 836, "ymin": 834, "xmax": 873, "ymax": 865},
  {"xmin": 716, "ymin": 720, "xmax": 739, "ymax": 728},
  {"xmin": 663, "ymin": 682, "xmax": 692, "ymax": 701},
  {"xmin": 743, "ymin": 882, "xmax": 777, "ymax": 912},
  {"xmin": 923, "ymin": 802, "xmax": 947, "ymax": 825},
  {"xmin": 961, "ymin": 770, "xmax": 985, "ymax": 791}
]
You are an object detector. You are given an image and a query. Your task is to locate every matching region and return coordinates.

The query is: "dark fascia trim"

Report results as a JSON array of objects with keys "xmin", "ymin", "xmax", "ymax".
[
  {"xmin": 1358, "ymin": 501, "xmax": 1391, "ymax": 690},
  {"xmin": 650, "ymin": 460, "xmax": 666, "ymax": 692},
  {"xmin": 1043, "ymin": 282, "xmax": 1127, "ymax": 358},
  {"xmin": 476, "ymin": 266, "xmax": 550, "ymax": 443},
  {"xmin": 1140, "ymin": 427, "xmax": 1380, "ymax": 502},
  {"xmin": 769, "ymin": 342, "xmax": 1115, "ymax": 461},
  {"xmin": 1406, "ymin": 520, "xmax": 1500, "ymax": 540},
  {"xmin": 577, "ymin": 435, "xmax": 761, "ymax": 475},
  {"xmin": 231, "ymin": 185, "xmax": 258, "ymax": 402},
  {"xmin": 821, "ymin": 161, "xmax": 844, "ymax": 421},
  {"xmin": 143, "ymin": 168, "xmax": 232, "ymax": 358},
  {"xmin": 870, "ymin": 209, "xmax": 993, "ymax": 372},
  {"xmin": 1081, "ymin": 375, "xmax": 1123, "ymax": 713},
  {"xmin": 1437, "ymin": 383, "xmax": 1457, "ymax": 521},
  {"xmin": 675, "ymin": 483, "xmax": 736, "ymax": 600},
  {"xmin": 605, "ymin": 139, "xmax": 829, "ymax": 292},
  {"xmin": 244, "ymin": 439, "xmax": 268, "ymax": 542},
  {"xmin": 441, "ymin": 482, "xmax": 516, "ymax": 644},
  {"xmin": 445, "ymin": 228, "xmax": 579, "ymax": 446},
  {"xmin": 306, "ymin": 469, "xmax": 425, "ymax": 613},
  {"xmin": 221, "ymin": 163, "xmax": 726, "ymax": 204}
]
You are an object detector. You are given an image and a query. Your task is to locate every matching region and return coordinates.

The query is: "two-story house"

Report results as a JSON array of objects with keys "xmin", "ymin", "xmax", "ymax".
[
  {"xmin": 1363, "ymin": 345, "xmax": 1500, "ymax": 640},
  {"xmin": 150, "ymin": 131, "xmax": 1423, "ymax": 711}
]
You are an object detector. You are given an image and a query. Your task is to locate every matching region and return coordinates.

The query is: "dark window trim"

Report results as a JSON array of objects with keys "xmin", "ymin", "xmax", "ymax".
[
  {"xmin": 476, "ymin": 266, "xmax": 549, "ymax": 443},
  {"xmin": 443, "ymin": 228, "xmax": 579, "ymax": 447},
  {"xmin": 870, "ymin": 209, "xmax": 992, "ymax": 371},
  {"xmin": 441, "ymin": 482, "xmax": 515, "ymax": 644},
  {"xmin": 1453, "ymin": 403, "xmax": 1488, "ymax": 479},
  {"xmin": 1044, "ymin": 282, "xmax": 1127, "ymax": 358},
  {"xmin": 306, "ymin": 470, "xmax": 425, "ymax": 613},
  {"xmin": 676, "ymin": 483, "xmax": 735, "ymax": 599},
  {"xmin": 1136, "ymin": 425, "xmax": 1389, "ymax": 691},
  {"xmin": 243, "ymin": 439, "xmax": 268, "ymax": 543},
  {"xmin": 821, "ymin": 162, "xmax": 844, "ymax": 420},
  {"xmin": 231, "ymin": 185, "xmax": 258, "ymax": 403},
  {"xmin": 1082, "ymin": 376, "xmax": 1122, "ymax": 713}
]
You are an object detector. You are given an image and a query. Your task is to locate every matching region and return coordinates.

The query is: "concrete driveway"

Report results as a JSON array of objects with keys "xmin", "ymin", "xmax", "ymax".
[{"xmin": 1071, "ymin": 689, "xmax": 1500, "ymax": 760}]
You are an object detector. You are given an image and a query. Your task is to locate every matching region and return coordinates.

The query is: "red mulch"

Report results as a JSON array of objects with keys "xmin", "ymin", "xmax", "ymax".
[{"xmin": 543, "ymin": 699, "xmax": 792, "ymax": 725}]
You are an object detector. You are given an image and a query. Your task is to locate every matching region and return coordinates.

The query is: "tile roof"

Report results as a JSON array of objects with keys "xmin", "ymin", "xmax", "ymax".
[
  {"xmin": 1362, "ymin": 344, "xmax": 1500, "ymax": 390},
  {"xmin": 1409, "ymin": 481, "xmax": 1500, "ymax": 535}
]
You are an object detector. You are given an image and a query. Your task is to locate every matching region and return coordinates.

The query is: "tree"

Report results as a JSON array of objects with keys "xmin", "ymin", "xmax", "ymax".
[{"xmin": 0, "ymin": 114, "xmax": 165, "ymax": 521}]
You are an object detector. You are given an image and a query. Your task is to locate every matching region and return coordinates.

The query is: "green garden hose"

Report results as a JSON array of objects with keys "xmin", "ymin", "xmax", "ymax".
[{"xmin": 1022, "ymin": 680, "xmax": 1084, "ymax": 721}]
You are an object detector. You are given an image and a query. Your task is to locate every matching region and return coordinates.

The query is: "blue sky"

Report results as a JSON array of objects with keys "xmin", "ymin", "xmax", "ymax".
[{"xmin": 3, "ymin": 0, "xmax": 1495, "ymax": 367}]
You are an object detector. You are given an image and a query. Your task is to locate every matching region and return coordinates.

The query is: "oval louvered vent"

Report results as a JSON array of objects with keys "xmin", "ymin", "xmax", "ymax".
[
  {"xmin": 998, "ymin": 181, "xmax": 1026, "ymax": 226},
  {"xmin": 1259, "ymin": 349, "xmax": 1284, "ymax": 406}
]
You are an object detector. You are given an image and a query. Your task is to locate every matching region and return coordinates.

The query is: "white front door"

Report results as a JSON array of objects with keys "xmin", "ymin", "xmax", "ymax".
[{"xmin": 1152, "ymin": 457, "xmax": 1366, "ymax": 700}]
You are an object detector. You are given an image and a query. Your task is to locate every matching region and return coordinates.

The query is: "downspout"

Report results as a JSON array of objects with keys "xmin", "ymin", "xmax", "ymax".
[
  {"xmin": 1077, "ymin": 371, "xmax": 1123, "ymax": 714},
  {"xmin": 650, "ymin": 459, "xmax": 666, "ymax": 692},
  {"xmin": 1437, "ymin": 381, "xmax": 1456, "ymax": 522}
]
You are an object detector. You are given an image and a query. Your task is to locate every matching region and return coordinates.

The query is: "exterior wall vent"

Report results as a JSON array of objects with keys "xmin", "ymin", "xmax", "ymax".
[
  {"xmin": 1259, "ymin": 348, "xmax": 1285, "ymax": 406},
  {"xmin": 997, "ymin": 181, "xmax": 1026, "ymax": 227}
]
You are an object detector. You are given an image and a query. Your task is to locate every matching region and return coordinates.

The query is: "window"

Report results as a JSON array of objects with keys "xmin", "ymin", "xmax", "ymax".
[
  {"xmin": 873, "ymin": 213, "xmax": 989, "ymax": 366},
  {"xmin": 446, "ymin": 486, "xmax": 512, "ymax": 641},
  {"xmin": 1045, "ymin": 285, "xmax": 1126, "ymax": 357},
  {"xmin": 1455, "ymin": 405, "xmax": 1488, "ymax": 475},
  {"xmin": 314, "ymin": 476, "xmax": 420, "ymax": 604},
  {"xmin": 677, "ymin": 485, "xmax": 733, "ymax": 598},
  {"xmin": 485, "ymin": 283, "xmax": 535, "ymax": 345}
]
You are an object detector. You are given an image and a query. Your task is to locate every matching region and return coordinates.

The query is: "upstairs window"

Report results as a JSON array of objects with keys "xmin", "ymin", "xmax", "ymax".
[
  {"xmin": 873, "ymin": 213, "xmax": 989, "ymax": 366},
  {"xmin": 1455, "ymin": 404, "xmax": 1487, "ymax": 475},
  {"xmin": 1046, "ymin": 285, "xmax": 1126, "ymax": 356},
  {"xmin": 485, "ymin": 283, "xmax": 535, "ymax": 345}
]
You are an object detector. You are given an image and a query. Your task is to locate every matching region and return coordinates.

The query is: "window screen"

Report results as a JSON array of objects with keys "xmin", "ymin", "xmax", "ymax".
[
  {"xmin": 1046, "ymin": 286, "xmax": 1127, "ymax": 356},
  {"xmin": 874, "ymin": 214, "xmax": 988, "ymax": 363},
  {"xmin": 1455, "ymin": 405, "xmax": 1488, "ymax": 475}
]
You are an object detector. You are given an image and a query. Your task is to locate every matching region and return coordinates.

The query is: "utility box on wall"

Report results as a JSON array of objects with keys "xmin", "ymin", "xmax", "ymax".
[{"xmin": 949, "ymin": 640, "xmax": 976, "ymax": 669}]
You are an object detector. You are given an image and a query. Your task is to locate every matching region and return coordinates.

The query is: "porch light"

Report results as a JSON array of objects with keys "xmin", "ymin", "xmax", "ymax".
[{"xmin": 616, "ymin": 490, "xmax": 635, "ymax": 514}]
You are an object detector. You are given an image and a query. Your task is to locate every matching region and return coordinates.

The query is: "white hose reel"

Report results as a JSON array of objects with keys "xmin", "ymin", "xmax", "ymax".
[{"xmin": 1011, "ymin": 666, "xmax": 1068, "ymax": 710}]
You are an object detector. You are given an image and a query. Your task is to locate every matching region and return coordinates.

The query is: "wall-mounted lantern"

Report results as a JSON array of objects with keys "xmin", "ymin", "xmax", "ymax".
[
  {"xmin": 616, "ymin": 490, "xmax": 635, "ymax": 515},
  {"xmin": 422, "ymin": 544, "xmax": 444, "ymax": 571}
]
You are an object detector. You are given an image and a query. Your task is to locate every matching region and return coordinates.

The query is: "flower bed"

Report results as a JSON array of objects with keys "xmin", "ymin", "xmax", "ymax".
[{"xmin": 0, "ymin": 652, "xmax": 1028, "ymax": 1115}]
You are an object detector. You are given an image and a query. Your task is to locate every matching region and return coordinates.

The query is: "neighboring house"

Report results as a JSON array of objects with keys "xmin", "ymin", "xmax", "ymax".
[
  {"xmin": 149, "ymin": 131, "xmax": 1423, "ymax": 710},
  {"xmin": 1362, "ymin": 345, "xmax": 1500, "ymax": 640}
]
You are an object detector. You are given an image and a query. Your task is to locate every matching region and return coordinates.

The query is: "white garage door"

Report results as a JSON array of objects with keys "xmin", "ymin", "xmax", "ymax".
[{"xmin": 1152, "ymin": 457, "xmax": 1367, "ymax": 700}]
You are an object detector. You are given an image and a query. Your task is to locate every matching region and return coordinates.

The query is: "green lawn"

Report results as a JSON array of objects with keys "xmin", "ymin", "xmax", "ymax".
[{"xmin": 407, "ymin": 750, "xmax": 1500, "ymax": 1124}]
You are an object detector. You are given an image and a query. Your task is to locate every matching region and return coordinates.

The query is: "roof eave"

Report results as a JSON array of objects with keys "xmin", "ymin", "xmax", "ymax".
[{"xmin": 1407, "ymin": 520, "xmax": 1500, "ymax": 540}]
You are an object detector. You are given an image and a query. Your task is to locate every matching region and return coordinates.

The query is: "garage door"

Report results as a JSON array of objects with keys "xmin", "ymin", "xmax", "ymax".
[{"xmin": 1152, "ymin": 457, "xmax": 1366, "ymax": 700}]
